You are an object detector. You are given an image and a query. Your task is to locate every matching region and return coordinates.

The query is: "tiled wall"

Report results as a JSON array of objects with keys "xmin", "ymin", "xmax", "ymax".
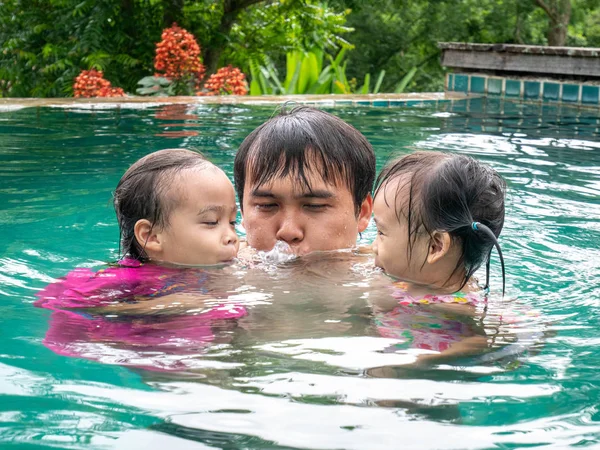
[{"xmin": 447, "ymin": 73, "xmax": 600, "ymax": 107}]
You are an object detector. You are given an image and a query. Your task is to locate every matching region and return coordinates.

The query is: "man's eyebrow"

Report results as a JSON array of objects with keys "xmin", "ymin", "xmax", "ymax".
[
  {"xmin": 250, "ymin": 188, "xmax": 335, "ymax": 200},
  {"xmin": 250, "ymin": 189, "xmax": 277, "ymax": 198},
  {"xmin": 295, "ymin": 190, "xmax": 334, "ymax": 200},
  {"xmin": 198, "ymin": 205, "xmax": 237, "ymax": 215}
]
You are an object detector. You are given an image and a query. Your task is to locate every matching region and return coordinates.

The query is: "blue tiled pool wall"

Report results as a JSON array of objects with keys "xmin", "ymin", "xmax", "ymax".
[
  {"xmin": 433, "ymin": 97, "xmax": 600, "ymax": 139},
  {"xmin": 447, "ymin": 73, "xmax": 600, "ymax": 107},
  {"xmin": 311, "ymin": 95, "xmax": 600, "ymax": 139}
]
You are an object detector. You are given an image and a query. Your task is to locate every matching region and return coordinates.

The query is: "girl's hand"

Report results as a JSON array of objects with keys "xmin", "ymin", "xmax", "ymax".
[{"xmin": 91, "ymin": 293, "xmax": 214, "ymax": 316}]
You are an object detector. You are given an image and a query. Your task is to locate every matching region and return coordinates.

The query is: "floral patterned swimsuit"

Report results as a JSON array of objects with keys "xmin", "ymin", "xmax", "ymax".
[{"xmin": 374, "ymin": 281, "xmax": 484, "ymax": 353}]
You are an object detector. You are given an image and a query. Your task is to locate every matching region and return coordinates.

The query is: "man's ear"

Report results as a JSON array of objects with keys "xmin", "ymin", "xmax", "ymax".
[
  {"xmin": 357, "ymin": 193, "xmax": 374, "ymax": 233},
  {"xmin": 427, "ymin": 230, "xmax": 452, "ymax": 264},
  {"xmin": 134, "ymin": 219, "xmax": 162, "ymax": 257}
]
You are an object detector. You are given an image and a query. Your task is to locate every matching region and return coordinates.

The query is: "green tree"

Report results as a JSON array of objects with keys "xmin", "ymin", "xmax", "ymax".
[
  {"xmin": 0, "ymin": 0, "xmax": 161, "ymax": 97},
  {"xmin": 336, "ymin": 0, "xmax": 599, "ymax": 93},
  {"xmin": 0, "ymin": 0, "xmax": 349, "ymax": 97}
]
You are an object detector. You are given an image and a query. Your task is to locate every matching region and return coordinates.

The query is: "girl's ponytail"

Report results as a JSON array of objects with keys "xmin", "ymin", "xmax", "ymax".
[{"xmin": 472, "ymin": 221, "xmax": 505, "ymax": 296}]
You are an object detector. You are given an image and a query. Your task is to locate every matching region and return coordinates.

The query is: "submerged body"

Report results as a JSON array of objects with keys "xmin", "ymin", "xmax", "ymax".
[{"xmin": 35, "ymin": 258, "xmax": 246, "ymax": 371}]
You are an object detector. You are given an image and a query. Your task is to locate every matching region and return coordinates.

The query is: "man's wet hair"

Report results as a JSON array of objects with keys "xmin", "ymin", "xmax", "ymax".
[
  {"xmin": 375, "ymin": 151, "xmax": 506, "ymax": 293},
  {"xmin": 234, "ymin": 106, "xmax": 376, "ymax": 214},
  {"xmin": 114, "ymin": 148, "xmax": 210, "ymax": 261}
]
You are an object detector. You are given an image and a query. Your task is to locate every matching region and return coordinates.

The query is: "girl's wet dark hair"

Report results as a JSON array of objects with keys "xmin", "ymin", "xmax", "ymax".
[
  {"xmin": 113, "ymin": 149, "xmax": 209, "ymax": 261},
  {"xmin": 375, "ymin": 151, "xmax": 506, "ymax": 294},
  {"xmin": 234, "ymin": 106, "xmax": 376, "ymax": 215}
]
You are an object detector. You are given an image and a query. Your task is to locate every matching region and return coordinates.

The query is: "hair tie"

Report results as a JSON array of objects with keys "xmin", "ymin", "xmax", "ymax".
[{"xmin": 472, "ymin": 221, "xmax": 506, "ymax": 297}]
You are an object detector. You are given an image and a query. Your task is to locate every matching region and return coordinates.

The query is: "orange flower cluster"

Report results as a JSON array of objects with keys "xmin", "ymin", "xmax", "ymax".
[
  {"xmin": 73, "ymin": 69, "xmax": 125, "ymax": 98},
  {"xmin": 200, "ymin": 66, "xmax": 248, "ymax": 96},
  {"xmin": 154, "ymin": 24, "xmax": 205, "ymax": 86}
]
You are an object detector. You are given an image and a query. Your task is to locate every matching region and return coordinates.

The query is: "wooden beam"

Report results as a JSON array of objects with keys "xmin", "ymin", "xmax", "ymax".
[{"xmin": 441, "ymin": 49, "xmax": 600, "ymax": 78}]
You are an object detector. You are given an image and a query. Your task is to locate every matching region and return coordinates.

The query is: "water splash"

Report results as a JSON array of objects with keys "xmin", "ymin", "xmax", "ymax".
[{"xmin": 256, "ymin": 240, "xmax": 297, "ymax": 265}]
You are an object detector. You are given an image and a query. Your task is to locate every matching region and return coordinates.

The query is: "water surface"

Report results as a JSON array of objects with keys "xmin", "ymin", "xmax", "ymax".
[{"xmin": 1, "ymin": 99, "xmax": 600, "ymax": 448}]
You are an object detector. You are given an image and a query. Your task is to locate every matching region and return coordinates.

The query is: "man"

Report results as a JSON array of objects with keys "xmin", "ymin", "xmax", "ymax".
[{"xmin": 234, "ymin": 106, "xmax": 376, "ymax": 256}]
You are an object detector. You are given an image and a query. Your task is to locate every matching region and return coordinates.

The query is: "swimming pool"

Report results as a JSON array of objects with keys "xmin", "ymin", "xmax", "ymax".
[{"xmin": 1, "ymin": 98, "xmax": 599, "ymax": 448}]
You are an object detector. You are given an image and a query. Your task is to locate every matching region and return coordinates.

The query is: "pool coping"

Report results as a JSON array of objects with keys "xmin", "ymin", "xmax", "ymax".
[
  {"xmin": 5, "ymin": 92, "xmax": 599, "ymax": 113},
  {"xmin": 0, "ymin": 92, "xmax": 469, "ymax": 110}
]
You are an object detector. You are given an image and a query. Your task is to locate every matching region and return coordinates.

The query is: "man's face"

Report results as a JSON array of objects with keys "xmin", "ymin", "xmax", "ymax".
[{"xmin": 241, "ymin": 167, "xmax": 372, "ymax": 255}]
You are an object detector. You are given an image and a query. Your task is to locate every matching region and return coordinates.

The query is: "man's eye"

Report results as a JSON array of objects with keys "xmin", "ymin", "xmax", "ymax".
[
  {"xmin": 304, "ymin": 204, "xmax": 328, "ymax": 210},
  {"xmin": 256, "ymin": 203, "xmax": 277, "ymax": 211},
  {"xmin": 377, "ymin": 229, "xmax": 385, "ymax": 236},
  {"xmin": 202, "ymin": 221, "xmax": 218, "ymax": 226},
  {"xmin": 229, "ymin": 220, "xmax": 238, "ymax": 226}
]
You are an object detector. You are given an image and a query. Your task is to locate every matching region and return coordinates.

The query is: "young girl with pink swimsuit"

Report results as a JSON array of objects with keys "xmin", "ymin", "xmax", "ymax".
[{"xmin": 35, "ymin": 149, "xmax": 246, "ymax": 371}]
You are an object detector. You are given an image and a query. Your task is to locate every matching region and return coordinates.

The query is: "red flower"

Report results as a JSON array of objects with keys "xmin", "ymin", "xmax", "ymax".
[
  {"xmin": 73, "ymin": 69, "xmax": 125, "ymax": 98},
  {"xmin": 200, "ymin": 66, "xmax": 248, "ymax": 96},
  {"xmin": 155, "ymin": 23, "xmax": 205, "ymax": 88}
]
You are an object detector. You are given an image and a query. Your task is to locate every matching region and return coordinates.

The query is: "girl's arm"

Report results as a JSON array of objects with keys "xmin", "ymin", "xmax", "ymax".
[{"xmin": 89, "ymin": 292, "xmax": 217, "ymax": 316}]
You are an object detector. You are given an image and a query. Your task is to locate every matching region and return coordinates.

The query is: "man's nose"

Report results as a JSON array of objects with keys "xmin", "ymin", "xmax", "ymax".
[{"xmin": 275, "ymin": 213, "xmax": 304, "ymax": 244}]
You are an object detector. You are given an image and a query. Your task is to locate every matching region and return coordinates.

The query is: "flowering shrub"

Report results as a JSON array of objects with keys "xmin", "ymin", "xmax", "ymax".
[
  {"xmin": 73, "ymin": 69, "xmax": 125, "ymax": 98},
  {"xmin": 200, "ymin": 66, "xmax": 248, "ymax": 96},
  {"xmin": 136, "ymin": 25, "xmax": 247, "ymax": 97},
  {"xmin": 154, "ymin": 24, "xmax": 205, "ymax": 92}
]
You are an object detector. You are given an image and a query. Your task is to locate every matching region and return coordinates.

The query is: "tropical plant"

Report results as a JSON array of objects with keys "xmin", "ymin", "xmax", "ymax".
[
  {"xmin": 248, "ymin": 48, "xmax": 388, "ymax": 96},
  {"xmin": 137, "ymin": 23, "xmax": 206, "ymax": 96},
  {"xmin": 135, "ymin": 76, "xmax": 175, "ymax": 96},
  {"xmin": 197, "ymin": 1, "xmax": 353, "ymax": 75},
  {"xmin": 0, "ymin": 0, "xmax": 350, "ymax": 98},
  {"xmin": 135, "ymin": 24, "xmax": 247, "ymax": 96}
]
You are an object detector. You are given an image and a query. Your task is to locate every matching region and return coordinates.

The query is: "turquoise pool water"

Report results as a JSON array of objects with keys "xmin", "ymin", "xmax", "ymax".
[{"xmin": 1, "ymin": 99, "xmax": 600, "ymax": 448}]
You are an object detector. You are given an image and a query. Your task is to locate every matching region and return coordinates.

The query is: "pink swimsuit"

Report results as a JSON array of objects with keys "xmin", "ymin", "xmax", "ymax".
[
  {"xmin": 375, "ymin": 282, "xmax": 483, "ymax": 353},
  {"xmin": 35, "ymin": 258, "xmax": 246, "ymax": 371}
]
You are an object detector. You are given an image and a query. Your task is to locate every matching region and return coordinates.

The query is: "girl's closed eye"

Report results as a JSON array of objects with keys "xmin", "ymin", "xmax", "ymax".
[
  {"xmin": 373, "ymin": 219, "xmax": 385, "ymax": 236},
  {"xmin": 198, "ymin": 215, "xmax": 219, "ymax": 226}
]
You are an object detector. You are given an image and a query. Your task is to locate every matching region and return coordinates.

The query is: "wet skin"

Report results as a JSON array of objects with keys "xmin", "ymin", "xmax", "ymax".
[{"xmin": 241, "ymin": 167, "xmax": 372, "ymax": 256}]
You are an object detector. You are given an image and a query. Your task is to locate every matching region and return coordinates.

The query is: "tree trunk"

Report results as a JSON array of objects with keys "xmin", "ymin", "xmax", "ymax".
[
  {"xmin": 202, "ymin": 0, "xmax": 266, "ymax": 77},
  {"xmin": 534, "ymin": 0, "xmax": 571, "ymax": 46},
  {"xmin": 163, "ymin": 0, "xmax": 185, "ymax": 28},
  {"xmin": 548, "ymin": 0, "xmax": 571, "ymax": 46}
]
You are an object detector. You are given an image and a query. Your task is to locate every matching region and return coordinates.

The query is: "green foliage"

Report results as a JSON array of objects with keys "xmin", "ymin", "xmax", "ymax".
[
  {"xmin": 222, "ymin": 1, "xmax": 353, "ymax": 71},
  {"xmin": 394, "ymin": 67, "xmax": 417, "ymax": 94},
  {"xmin": 136, "ymin": 76, "xmax": 175, "ymax": 96},
  {"xmin": 0, "ymin": 0, "xmax": 161, "ymax": 97},
  {"xmin": 336, "ymin": 0, "xmax": 600, "ymax": 92},
  {"xmin": 0, "ymin": 0, "xmax": 350, "ymax": 97},
  {"xmin": 248, "ymin": 48, "xmax": 386, "ymax": 95},
  {"xmin": 2, "ymin": 0, "xmax": 600, "ymax": 97}
]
